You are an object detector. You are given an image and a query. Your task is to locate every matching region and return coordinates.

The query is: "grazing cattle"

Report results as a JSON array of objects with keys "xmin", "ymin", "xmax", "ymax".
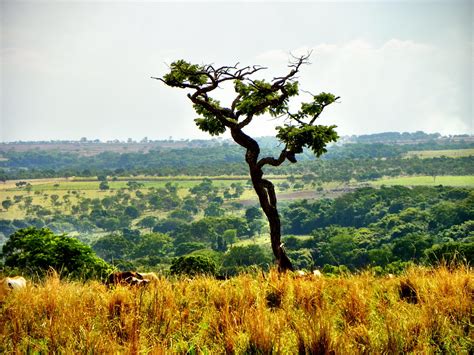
[
  {"xmin": 106, "ymin": 271, "xmax": 143, "ymax": 286},
  {"xmin": 294, "ymin": 270, "xmax": 323, "ymax": 279},
  {"xmin": 137, "ymin": 272, "xmax": 159, "ymax": 283},
  {"xmin": 4, "ymin": 276, "xmax": 27, "ymax": 289},
  {"xmin": 0, "ymin": 276, "xmax": 27, "ymax": 300},
  {"xmin": 125, "ymin": 276, "xmax": 150, "ymax": 287}
]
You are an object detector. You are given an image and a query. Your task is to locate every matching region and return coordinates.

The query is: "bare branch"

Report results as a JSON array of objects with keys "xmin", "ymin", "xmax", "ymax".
[
  {"xmin": 151, "ymin": 76, "xmax": 200, "ymax": 90},
  {"xmin": 270, "ymin": 53, "xmax": 310, "ymax": 89},
  {"xmin": 289, "ymin": 50, "xmax": 312, "ymax": 67},
  {"xmin": 285, "ymin": 111, "xmax": 306, "ymax": 125},
  {"xmin": 300, "ymin": 89, "xmax": 316, "ymax": 96}
]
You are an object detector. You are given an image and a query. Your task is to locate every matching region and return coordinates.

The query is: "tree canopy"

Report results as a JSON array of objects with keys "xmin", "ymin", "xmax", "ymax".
[{"xmin": 2, "ymin": 227, "xmax": 112, "ymax": 279}]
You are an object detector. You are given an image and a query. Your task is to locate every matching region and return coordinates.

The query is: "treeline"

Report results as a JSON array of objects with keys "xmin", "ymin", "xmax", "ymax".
[
  {"xmin": 323, "ymin": 141, "xmax": 474, "ymax": 159},
  {"xmin": 281, "ymin": 156, "xmax": 474, "ymax": 182},
  {"xmin": 281, "ymin": 186, "xmax": 473, "ymax": 272},
  {"xmin": 1, "ymin": 142, "xmax": 473, "ymax": 180},
  {"xmin": 350, "ymin": 131, "xmax": 442, "ymax": 143}
]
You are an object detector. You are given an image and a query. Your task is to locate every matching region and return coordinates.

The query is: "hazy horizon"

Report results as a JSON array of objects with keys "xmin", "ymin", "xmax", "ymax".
[{"xmin": 1, "ymin": 0, "xmax": 472, "ymax": 142}]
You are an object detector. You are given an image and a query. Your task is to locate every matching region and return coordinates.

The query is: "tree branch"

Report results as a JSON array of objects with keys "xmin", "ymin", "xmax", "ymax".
[
  {"xmin": 271, "ymin": 52, "xmax": 310, "ymax": 87},
  {"xmin": 257, "ymin": 148, "xmax": 289, "ymax": 168},
  {"xmin": 237, "ymin": 114, "xmax": 254, "ymax": 129},
  {"xmin": 187, "ymin": 94, "xmax": 237, "ymax": 128},
  {"xmin": 308, "ymin": 96, "xmax": 340, "ymax": 125},
  {"xmin": 151, "ymin": 76, "xmax": 200, "ymax": 90}
]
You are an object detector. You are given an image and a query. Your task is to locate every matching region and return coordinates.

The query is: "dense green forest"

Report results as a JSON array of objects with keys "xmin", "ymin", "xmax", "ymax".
[{"xmin": 281, "ymin": 186, "xmax": 473, "ymax": 272}]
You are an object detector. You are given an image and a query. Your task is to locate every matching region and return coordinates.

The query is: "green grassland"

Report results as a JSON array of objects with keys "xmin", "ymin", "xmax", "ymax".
[
  {"xmin": 371, "ymin": 175, "xmax": 474, "ymax": 187},
  {"xmin": 1, "ymin": 175, "xmax": 473, "ymax": 220},
  {"xmin": 404, "ymin": 148, "xmax": 474, "ymax": 158}
]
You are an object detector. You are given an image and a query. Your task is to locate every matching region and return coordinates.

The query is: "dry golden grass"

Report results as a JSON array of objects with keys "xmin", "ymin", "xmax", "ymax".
[{"xmin": 1, "ymin": 266, "xmax": 472, "ymax": 353}]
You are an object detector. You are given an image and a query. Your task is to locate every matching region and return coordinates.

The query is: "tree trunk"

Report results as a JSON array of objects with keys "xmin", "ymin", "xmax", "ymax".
[
  {"xmin": 251, "ymin": 173, "xmax": 294, "ymax": 272},
  {"xmin": 230, "ymin": 128, "xmax": 293, "ymax": 272}
]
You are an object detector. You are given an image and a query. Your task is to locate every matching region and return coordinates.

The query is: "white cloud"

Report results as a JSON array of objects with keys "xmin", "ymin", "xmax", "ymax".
[{"xmin": 251, "ymin": 38, "xmax": 470, "ymax": 137}]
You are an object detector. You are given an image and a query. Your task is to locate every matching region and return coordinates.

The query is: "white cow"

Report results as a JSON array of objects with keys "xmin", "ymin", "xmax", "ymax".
[
  {"xmin": 294, "ymin": 270, "xmax": 323, "ymax": 279},
  {"xmin": 3, "ymin": 276, "xmax": 26, "ymax": 289},
  {"xmin": 0, "ymin": 276, "xmax": 27, "ymax": 300},
  {"xmin": 137, "ymin": 272, "xmax": 159, "ymax": 283}
]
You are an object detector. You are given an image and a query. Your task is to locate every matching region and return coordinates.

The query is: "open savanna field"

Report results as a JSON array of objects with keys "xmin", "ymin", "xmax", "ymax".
[
  {"xmin": 0, "ymin": 176, "xmax": 259, "ymax": 220},
  {"xmin": 1, "ymin": 267, "xmax": 472, "ymax": 353},
  {"xmin": 370, "ymin": 175, "xmax": 474, "ymax": 187},
  {"xmin": 0, "ymin": 175, "xmax": 316, "ymax": 220},
  {"xmin": 404, "ymin": 148, "xmax": 474, "ymax": 159},
  {"xmin": 1, "ymin": 175, "xmax": 473, "ymax": 220}
]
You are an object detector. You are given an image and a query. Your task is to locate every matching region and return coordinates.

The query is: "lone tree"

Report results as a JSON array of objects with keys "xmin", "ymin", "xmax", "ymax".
[{"xmin": 154, "ymin": 54, "xmax": 339, "ymax": 271}]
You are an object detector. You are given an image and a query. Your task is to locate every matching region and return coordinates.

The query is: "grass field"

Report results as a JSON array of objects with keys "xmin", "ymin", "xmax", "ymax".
[
  {"xmin": 371, "ymin": 175, "xmax": 474, "ymax": 187},
  {"xmin": 404, "ymin": 148, "xmax": 474, "ymax": 159},
  {"xmin": 1, "ymin": 266, "xmax": 471, "ymax": 353},
  {"xmin": 1, "ymin": 175, "xmax": 472, "ymax": 220},
  {"xmin": 0, "ymin": 177, "xmax": 261, "ymax": 193}
]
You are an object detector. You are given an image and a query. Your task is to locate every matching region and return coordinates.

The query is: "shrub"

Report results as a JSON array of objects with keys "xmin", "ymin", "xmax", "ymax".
[
  {"xmin": 2, "ymin": 227, "xmax": 112, "ymax": 279},
  {"xmin": 170, "ymin": 255, "xmax": 217, "ymax": 277}
]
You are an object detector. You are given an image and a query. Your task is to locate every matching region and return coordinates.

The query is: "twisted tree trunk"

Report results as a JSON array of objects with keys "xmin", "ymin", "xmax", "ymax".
[{"xmin": 231, "ymin": 128, "xmax": 294, "ymax": 272}]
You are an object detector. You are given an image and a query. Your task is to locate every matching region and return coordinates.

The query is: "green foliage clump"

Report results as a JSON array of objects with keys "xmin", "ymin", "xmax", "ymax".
[
  {"xmin": 194, "ymin": 98, "xmax": 227, "ymax": 136},
  {"xmin": 170, "ymin": 255, "xmax": 217, "ymax": 277},
  {"xmin": 276, "ymin": 124, "xmax": 338, "ymax": 156},
  {"xmin": 163, "ymin": 60, "xmax": 208, "ymax": 86},
  {"xmin": 2, "ymin": 227, "xmax": 112, "ymax": 279},
  {"xmin": 223, "ymin": 245, "xmax": 273, "ymax": 275},
  {"xmin": 424, "ymin": 242, "xmax": 474, "ymax": 266}
]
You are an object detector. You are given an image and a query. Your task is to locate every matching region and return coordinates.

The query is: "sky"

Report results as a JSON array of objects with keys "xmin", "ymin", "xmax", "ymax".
[{"xmin": 1, "ymin": 0, "xmax": 472, "ymax": 142}]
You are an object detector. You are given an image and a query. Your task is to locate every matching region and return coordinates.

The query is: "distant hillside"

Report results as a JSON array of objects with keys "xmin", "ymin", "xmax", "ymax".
[
  {"xmin": 0, "ymin": 132, "xmax": 472, "ymax": 180},
  {"xmin": 1, "ymin": 132, "xmax": 473, "ymax": 156}
]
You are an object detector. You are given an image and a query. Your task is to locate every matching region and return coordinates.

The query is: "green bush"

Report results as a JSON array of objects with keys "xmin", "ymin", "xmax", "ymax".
[
  {"xmin": 170, "ymin": 255, "xmax": 217, "ymax": 277},
  {"xmin": 2, "ymin": 227, "xmax": 112, "ymax": 279}
]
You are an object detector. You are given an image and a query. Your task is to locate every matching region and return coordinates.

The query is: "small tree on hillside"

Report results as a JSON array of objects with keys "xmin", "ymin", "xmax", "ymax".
[
  {"xmin": 99, "ymin": 181, "xmax": 110, "ymax": 191},
  {"xmin": 154, "ymin": 54, "xmax": 339, "ymax": 271}
]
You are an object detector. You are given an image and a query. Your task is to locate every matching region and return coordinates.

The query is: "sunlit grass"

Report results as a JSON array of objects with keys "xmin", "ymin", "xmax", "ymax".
[
  {"xmin": 1, "ymin": 266, "xmax": 472, "ymax": 353},
  {"xmin": 371, "ymin": 175, "xmax": 474, "ymax": 187},
  {"xmin": 404, "ymin": 148, "xmax": 474, "ymax": 159}
]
